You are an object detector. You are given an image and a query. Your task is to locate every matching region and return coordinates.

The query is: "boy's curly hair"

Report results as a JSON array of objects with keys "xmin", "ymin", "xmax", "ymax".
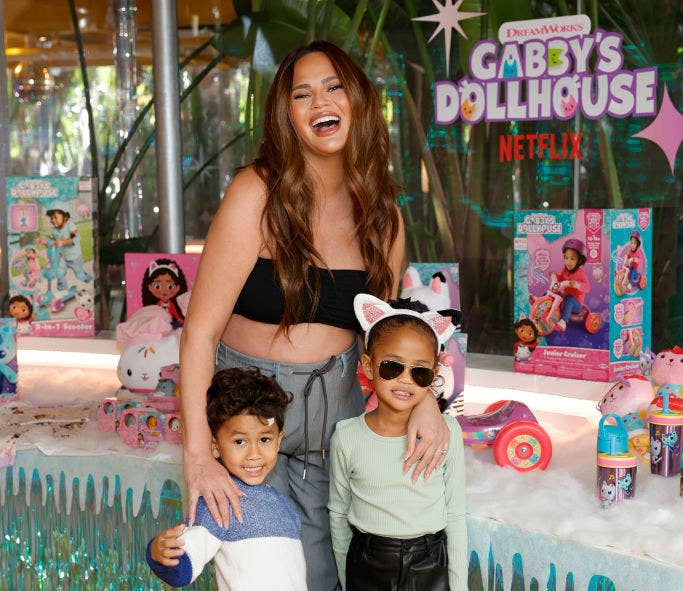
[{"xmin": 206, "ymin": 367, "xmax": 293, "ymax": 435}]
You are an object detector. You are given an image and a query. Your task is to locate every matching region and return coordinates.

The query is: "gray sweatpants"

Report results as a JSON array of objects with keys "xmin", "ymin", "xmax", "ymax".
[{"xmin": 215, "ymin": 341, "xmax": 364, "ymax": 591}]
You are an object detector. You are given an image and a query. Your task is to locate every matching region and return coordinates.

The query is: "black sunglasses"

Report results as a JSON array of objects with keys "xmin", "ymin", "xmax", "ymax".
[{"xmin": 378, "ymin": 360, "xmax": 436, "ymax": 388}]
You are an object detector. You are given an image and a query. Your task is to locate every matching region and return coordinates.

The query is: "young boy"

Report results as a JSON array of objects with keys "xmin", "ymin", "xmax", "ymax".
[{"xmin": 146, "ymin": 367, "xmax": 307, "ymax": 590}]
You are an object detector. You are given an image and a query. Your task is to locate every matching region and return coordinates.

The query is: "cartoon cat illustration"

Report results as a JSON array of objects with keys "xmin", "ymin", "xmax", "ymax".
[
  {"xmin": 617, "ymin": 473, "xmax": 632, "ymax": 493},
  {"xmin": 600, "ymin": 481, "xmax": 616, "ymax": 507},
  {"xmin": 460, "ymin": 98, "xmax": 476, "ymax": 121},
  {"xmin": 548, "ymin": 47, "xmax": 565, "ymax": 69},
  {"xmin": 561, "ymin": 95, "xmax": 577, "ymax": 117},
  {"xmin": 662, "ymin": 430, "xmax": 679, "ymax": 451},
  {"xmin": 650, "ymin": 439, "xmax": 662, "ymax": 464},
  {"xmin": 502, "ymin": 56, "xmax": 518, "ymax": 78}
]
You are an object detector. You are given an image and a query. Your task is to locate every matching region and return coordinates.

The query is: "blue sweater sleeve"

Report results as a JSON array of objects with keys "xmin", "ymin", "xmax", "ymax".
[{"xmin": 146, "ymin": 538, "xmax": 194, "ymax": 588}]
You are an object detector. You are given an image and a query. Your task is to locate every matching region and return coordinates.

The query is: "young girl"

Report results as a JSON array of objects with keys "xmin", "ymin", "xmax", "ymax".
[
  {"xmin": 551, "ymin": 238, "xmax": 590, "ymax": 332},
  {"xmin": 45, "ymin": 208, "xmax": 92, "ymax": 289},
  {"xmin": 141, "ymin": 258, "xmax": 188, "ymax": 328},
  {"xmin": 622, "ymin": 230, "xmax": 646, "ymax": 291},
  {"xmin": 328, "ymin": 294, "xmax": 467, "ymax": 591}
]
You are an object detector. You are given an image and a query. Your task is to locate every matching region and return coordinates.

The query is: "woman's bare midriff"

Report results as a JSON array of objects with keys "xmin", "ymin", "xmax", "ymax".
[{"xmin": 222, "ymin": 314, "xmax": 358, "ymax": 363}]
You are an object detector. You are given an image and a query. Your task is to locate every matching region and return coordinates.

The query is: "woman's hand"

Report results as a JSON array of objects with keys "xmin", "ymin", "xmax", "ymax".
[
  {"xmin": 150, "ymin": 523, "xmax": 186, "ymax": 566},
  {"xmin": 184, "ymin": 452, "xmax": 245, "ymax": 528},
  {"xmin": 403, "ymin": 395, "xmax": 449, "ymax": 483}
]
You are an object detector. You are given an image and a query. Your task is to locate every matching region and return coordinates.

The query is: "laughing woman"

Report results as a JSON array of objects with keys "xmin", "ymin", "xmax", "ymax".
[{"xmin": 180, "ymin": 40, "xmax": 451, "ymax": 591}]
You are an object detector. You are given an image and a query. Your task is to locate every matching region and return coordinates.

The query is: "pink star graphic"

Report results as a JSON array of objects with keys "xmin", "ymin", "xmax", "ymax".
[
  {"xmin": 632, "ymin": 86, "xmax": 683, "ymax": 174},
  {"xmin": 413, "ymin": 0, "xmax": 486, "ymax": 78}
]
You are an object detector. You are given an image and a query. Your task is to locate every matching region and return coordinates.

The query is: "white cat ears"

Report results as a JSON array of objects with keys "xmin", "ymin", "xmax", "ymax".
[
  {"xmin": 148, "ymin": 260, "xmax": 179, "ymax": 277},
  {"xmin": 354, "ymin": 293, "xmax": 457, "ymax": 348}
]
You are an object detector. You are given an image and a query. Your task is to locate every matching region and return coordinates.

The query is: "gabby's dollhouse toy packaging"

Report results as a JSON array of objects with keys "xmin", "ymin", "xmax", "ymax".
[
  {"xmin": 124, "ymin": 252, "xmax": 200, "ymax": 322},
  {"xmin": 6, "ymin": 177, "xmax": 96, "ymax": 336},
  {"xmin": 0, "ymin": 319, "xmax": 18, "ymax": 402},
  {"xmin": 514, "ymin": 209, "xmax": 652, "ymax": 381}
]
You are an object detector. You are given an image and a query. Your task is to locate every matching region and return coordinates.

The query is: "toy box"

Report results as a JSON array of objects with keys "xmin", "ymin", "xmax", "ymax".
[
  {"xmin": 0, "ymin": 319, "xmax": 18, "ymax": 402},
  {"xmin": 401, "ymin": 262, "xmax": 467, "ymax": 414},
  {"xmin": 6, "ymin": 177, "xmax": 96, "ymax": 336},
  {"xmin": 513, "ymin": 209, "xmax": 652, "ymax": 381},
  {"xmin": 124, "ymin": 252, "xmax": 200, "ymax": 322}
]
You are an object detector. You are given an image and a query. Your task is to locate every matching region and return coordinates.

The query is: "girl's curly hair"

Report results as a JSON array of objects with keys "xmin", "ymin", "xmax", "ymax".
[{"xmin": 206, "ymin": 367, "xmax": 293, "ymax": 435}]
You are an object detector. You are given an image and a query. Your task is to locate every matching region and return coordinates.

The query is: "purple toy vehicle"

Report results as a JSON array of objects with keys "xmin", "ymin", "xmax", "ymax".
[{"xmin": 455, "ymin": 400, "xmax": 552, "ymax": 471}]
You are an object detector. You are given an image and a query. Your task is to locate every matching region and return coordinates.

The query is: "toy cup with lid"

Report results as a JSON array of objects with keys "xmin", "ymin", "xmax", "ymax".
[
  {"xmin": 649, "ymin": 394, "xmax": 683, "ymax": 477},
  {"xmin": 597, "ymin": 414, "xmax": 638, "ymax": 508}
]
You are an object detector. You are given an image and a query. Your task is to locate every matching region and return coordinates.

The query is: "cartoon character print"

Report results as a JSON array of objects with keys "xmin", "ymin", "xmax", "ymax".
[
  {"xmin": 513, "ymin": 316, "xmax": 539, "ymax": 362},
  {"xmin": 561, "ymin": 94, "xmax": 577, "ymax": 117},
  {"xmin": 617, "ymin": 473, "xmax": 633, "ymax": 495},
  {"xmin": 142, "ymin": 259, "xmax": 189, "ymax": 328},
  {"xmin": 0, "ymin": 323, "xmax": 18, "ymax": 395},
  {"xmin": 74, "ymin": 288, "xmax": 94, "ymax": 321},
  {"xmin": 639, "ymin": 348, "xmax": 656, "ymax": 378},
  {"xmin": 600, "ymin": 481, "xmax": 617, "ymax": 507},
  {"xmin": 548, "ymin": 47, "xmax": 565, "ymax": 69},
  {"xmin": 662, "ymin": 430, "xmax": 679, "ymax": 453},
  {"xmin": 460, "ymin": 98, "xmax": 476, "ymax": 122},
  {"xmin": 502, "ymin": 55, "xmax": 518, "ymax": 78},
  {"xmin": 117, "ymin": 333, "xmax": 180, "ymax": 393},
  {"xmin": 650, "ymin": 438, "xmax": 663, "ymax": 465}
]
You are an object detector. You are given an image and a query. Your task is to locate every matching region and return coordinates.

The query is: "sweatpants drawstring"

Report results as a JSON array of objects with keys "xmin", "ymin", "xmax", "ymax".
[{"xmin": 294, "ymin": 356, "xmax": 336, "ymax": 480}]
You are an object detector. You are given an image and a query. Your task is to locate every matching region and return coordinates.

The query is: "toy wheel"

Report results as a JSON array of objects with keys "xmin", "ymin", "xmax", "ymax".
[
  {"xmin": 585, "ymin": 312, "xmax": 602, "ymax": 334},
  {"xmin": 493, "ymin": 421, "xmax": 552, "ymax": 472},
  {"xmin": 484, "ymin": 400, "xmax": 509, "ymax": 414}
]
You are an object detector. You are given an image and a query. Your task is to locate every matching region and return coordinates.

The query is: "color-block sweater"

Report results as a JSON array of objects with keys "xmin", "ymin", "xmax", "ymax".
[{"xmin": 146, "ymin": 479, "xmax": 307, "ymax": 590}]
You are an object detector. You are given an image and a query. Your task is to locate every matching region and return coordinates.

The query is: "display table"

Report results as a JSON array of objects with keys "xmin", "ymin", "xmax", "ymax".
[{"xmin": 2, "ymin": 353, "xmax": 682, "ymax": 590}]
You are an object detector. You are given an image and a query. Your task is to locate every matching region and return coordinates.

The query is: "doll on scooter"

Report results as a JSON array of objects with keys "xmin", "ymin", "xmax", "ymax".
[{"xmin": 551, "ymin": 238, "xmax": 590, "ymax": 333}]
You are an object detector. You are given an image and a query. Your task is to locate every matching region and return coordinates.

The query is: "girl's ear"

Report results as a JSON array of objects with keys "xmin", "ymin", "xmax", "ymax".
[{"xmin": 360, "ymin": 353, "xmax": 374, "ymax": 380}]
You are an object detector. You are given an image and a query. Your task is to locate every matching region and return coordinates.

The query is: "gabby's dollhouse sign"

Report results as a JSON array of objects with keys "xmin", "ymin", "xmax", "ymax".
[{"xmin": 425, "ymin": 12, "xmax": 660, "ymax": 163}]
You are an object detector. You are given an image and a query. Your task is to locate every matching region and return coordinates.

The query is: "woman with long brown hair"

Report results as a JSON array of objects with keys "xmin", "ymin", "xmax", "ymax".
[{"xmin": 180, "ymin": 40, "xmax": 451, "ymax": 590}]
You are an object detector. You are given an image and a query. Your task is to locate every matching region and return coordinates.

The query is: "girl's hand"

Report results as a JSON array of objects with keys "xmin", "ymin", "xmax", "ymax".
[
  {"xmin": 403, "ymin": 396, "xmax": 449, "ymax": 483},
  {"xmin": 150, "ymin": 523, "xmax": 186, "ymax": 566},
  {"xmin": 184, "ymin": 453, "xmax": 245, "ymax": 528}
]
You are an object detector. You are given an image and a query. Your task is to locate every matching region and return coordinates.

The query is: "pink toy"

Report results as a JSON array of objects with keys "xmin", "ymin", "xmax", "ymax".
[
  {"xmin": 651, "ymin": 346, "xmax": 683, "ymax": 387},
  {"xmin": 118, "ymin": 406, "xmax": 165, "ymax": 448},
  {"xmin": 458, "ymin": 400, "xmax": 552, "ymax": 472},
  {"xmin": 598, "ymin": 374, "xmax": 654, "ymax": 457},
  {"xmin": 97, "ymin": 398, "xmax": 141, "ymax": 432},
  {"xmin": 401, "ymin": 266, "xmax": 451, "ymax": 311}
]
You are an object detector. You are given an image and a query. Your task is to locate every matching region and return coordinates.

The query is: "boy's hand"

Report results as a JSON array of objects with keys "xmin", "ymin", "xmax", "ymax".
[{"xmin": 150, "ymin": 524, "xmax": 186, "ymax": 566}]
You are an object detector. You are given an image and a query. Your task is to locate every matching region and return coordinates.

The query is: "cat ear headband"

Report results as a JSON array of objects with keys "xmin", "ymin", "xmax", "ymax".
[
  {"xmin": 148, "ymin": 260, "xmax": 179, "ymax": 277},
  {"xmin": 354, "ymin": 294, "xmax": 458, "ymax": 348}
]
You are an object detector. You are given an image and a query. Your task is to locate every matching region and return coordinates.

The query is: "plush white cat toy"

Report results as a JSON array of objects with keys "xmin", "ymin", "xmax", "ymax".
[
  {"xmin": 117, "ymin": 332, "xmax": 180, "ymax": 394},
  {"xmin": 401, "ymin": 267, "xmax": 451, "ymax": 311}
]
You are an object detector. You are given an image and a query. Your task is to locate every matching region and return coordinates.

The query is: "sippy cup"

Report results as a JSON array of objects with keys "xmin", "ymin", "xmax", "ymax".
[
  {"xmin": 597, "ymin": 414, "xmax": 637, "ymax": 508},
  {"xmin": 649, "ymin": 394, "xmax": 683, "ymax": 477}
]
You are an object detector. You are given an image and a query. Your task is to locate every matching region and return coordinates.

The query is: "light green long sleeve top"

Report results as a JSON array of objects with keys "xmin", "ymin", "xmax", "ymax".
[{"xmin": 328, "ymin": 413, "xmax": 467, "ymax": 591}]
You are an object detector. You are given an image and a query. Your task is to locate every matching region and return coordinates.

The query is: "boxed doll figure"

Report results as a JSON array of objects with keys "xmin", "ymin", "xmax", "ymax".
[
  {"xmin": 514, "ymin": 209, "xmax": 652, "ymax": 381},
  {"xmin": 6, "ymin": 177, "xmax": 96, "ymax": 336}
]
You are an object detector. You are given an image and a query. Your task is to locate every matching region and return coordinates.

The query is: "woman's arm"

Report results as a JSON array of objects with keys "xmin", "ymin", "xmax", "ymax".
[
  {"xmin": 389, "ymin": 207, "xmax": 450, "ymax": 481},
  {"xmin": 181, "ymin": 167, "xmax": 266, "ymax": 527}
]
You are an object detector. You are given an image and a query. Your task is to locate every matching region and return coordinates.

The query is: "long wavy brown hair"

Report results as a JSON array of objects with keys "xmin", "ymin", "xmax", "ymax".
[{"xmin": 253, "ymin": 40, "xmax": 400, "ymax": 330}]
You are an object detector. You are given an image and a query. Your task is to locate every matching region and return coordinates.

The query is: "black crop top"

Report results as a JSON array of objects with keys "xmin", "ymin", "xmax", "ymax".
[{"xmin": 233, "ymin": 258, "xmax": 368, "ymax": 330}]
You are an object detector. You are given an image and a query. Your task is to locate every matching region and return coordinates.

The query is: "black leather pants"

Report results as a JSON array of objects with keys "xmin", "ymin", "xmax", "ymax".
[{"xmin": 346, "ymin": 527, "xmax": 450, "ymax": 591}]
